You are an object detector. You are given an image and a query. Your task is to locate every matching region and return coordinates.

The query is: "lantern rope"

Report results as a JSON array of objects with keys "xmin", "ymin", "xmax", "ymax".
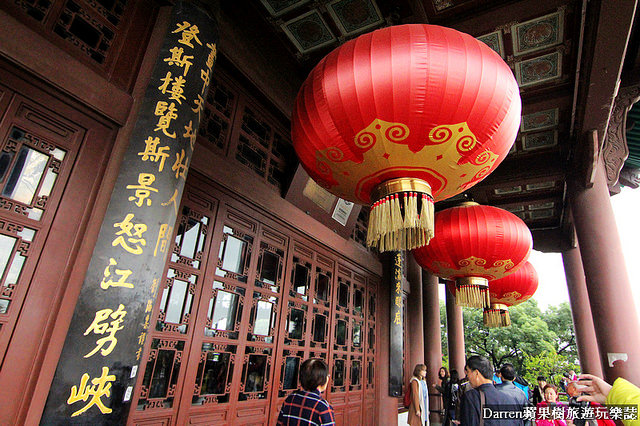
[
  {"xmin": 366, "ymin": 181, "xmax": 434, "ymax": 252},
  {"xmin": 483, "ymin": 307, "xmax": 511, "ymax": 328}
]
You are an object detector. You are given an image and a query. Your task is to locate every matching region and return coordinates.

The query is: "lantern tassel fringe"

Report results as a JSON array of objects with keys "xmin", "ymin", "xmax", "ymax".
[
  {"xmin": 455, "ymin": 284, "xmax": 491, "ymax": 308},
  {"xmin": 483, "ymin": 308, "xmax": 511, "ymax": 328},
  {"xmin": 367, "ymin": 191, "xmax": 434, "ymax": 252}
]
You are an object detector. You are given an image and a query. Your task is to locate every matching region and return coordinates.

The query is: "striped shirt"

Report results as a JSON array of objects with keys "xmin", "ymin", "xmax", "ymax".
[{"xmin": 277, "ymin": 389, "xmax": 336, "ymax": 426}]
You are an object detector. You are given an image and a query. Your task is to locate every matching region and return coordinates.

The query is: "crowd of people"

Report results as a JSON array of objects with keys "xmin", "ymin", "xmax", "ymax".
[
  {"xmin": 273, "ymin": 356, "xmax": 640, "ymax": 426},
  {"xmin": 421, "ymin": 356, "xmax": 640, "ymax": 426}
]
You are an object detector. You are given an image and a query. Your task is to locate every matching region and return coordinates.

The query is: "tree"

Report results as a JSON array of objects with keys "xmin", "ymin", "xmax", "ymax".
[
  {"xmin": 522, "ymin": 351, "xmax": 580, "ymax": 387},
  {"xmin": 439, "ymin": 299, "xmax": 580, "ymax": 380}
]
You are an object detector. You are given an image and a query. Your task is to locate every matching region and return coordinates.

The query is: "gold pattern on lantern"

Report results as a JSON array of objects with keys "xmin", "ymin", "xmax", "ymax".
[
  {"xmin": 430, "ymin": 256, "xmax": 515, "ymax": 280},
  {"xmin": 490, "ymin": 290, "xmax": 523, "ymax": 305},
  {"xmin": 312, "ymin": 119, "xmax": 499, "ymax": 204}
]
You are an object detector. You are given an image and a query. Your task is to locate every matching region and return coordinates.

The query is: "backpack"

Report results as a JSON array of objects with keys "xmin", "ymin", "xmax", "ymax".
[{"xmin": 403, "ymin": 380, "xmax": 412, "ymax": 408}]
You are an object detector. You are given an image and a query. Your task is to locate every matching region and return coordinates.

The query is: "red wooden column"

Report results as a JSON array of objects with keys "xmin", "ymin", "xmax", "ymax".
[
  {"xmin": 407, "ymin": 255, "xmax": 425, "ymax": 371},
  {"xmin": 569, "ymin": 157, "xmax": 640, "ymax": 384},
  {"xmin": 446, "ymin": 285, "xmax": 466, "ymax": 377},
  {"xmin": 562, "ymin": 243, "xmax": 603, "ymax": 377},
  {"xmin": 423, "ymin": 270, "xmax": 443, "ymax": 423}
]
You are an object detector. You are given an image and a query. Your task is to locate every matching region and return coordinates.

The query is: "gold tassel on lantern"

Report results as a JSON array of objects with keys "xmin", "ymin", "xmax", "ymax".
[
  {"xmin": 454, "ymin": 277, "xmax": 490, "ymax": 308},
  {"xmin": 483, "ymin": 304, "xmax": 511, "ymax": 327},
  {"xmin": 366, "ymin": 178, "xmax": 434, "ymax": 252}
]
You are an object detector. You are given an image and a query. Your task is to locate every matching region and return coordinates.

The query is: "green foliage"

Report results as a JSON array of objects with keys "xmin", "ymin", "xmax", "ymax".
[
  {"xmin": 522, "ymin": 351, "xmax": 581, "ymax": 387},
  {"xmin": 439, "ymin": 298, "xmax": 580, "ymax": 381}
]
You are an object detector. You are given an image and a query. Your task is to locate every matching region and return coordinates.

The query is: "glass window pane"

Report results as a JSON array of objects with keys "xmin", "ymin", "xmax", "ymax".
[
  {"xmin": 351, "ymin": 361, "xmax": 361, "ymax": 386},
  {"xmin": 2, "ymin": 146, "xmax": 48, "ymax": 204},
  {"xmin": 369, "ymin": 294, "xmax": 376, "ymax": 316},
  {"xmin": 353, "ymin": 322, "xmax": 361, "ymax": 347},
  {"xmin": 245, "ymin": 354, "xmax": 267, "ymax": 392},
  {"xmin": 0, "ymin": 299, "xmax": 9, "ymax": 314},
  {"xmin": 338, "ymin": 283, "xmax": 349, "ymax": 308},
  {"xmin": 38, "ymin": 168, "xmax": 57, "ymax": 197},
  {"xmin": 210, "ymin": 290, "xmax": 238, "ymax": 331},
  {"xmin": 201, "ymin": 352, "xmax": 230, "ymax": 395},
  {"xmin": 287, "ymin": 308, "xmax": 304, "ymax": 340},
  {"xmin": 354, "ymin": 289, "xmax": 363, "ymax": 313},
  {"xmin": 369, "ymin": 327, "xmax": 375, "ymax": 349},
  {"xmin": 367, "ymin": 361, "xmax": 374, "ymax": 385},
  {"xmin": 0, "ymin": 151, "xmax": 14, "ymax": 183},
  {"xmin": 293, "ymin": 263, "xmax": 310, "ymax": 295},
  {"xmin": 220, "ymin": 234, "xmax": 246, "ymax": 274},
  {"xmin": 179, "ymin": 218, "xmax": 201, "ymax": 259},
  {"xmin": 259, "ymin": 250, "xmax": 279, "ymax": 285},
  {"xmin": 316, "ymin": 272, "xmax": 329, "ymax": 301},
  {"xmin": 336, "ymin": 320, "xmax": 346, "ymax": 346},
  {"xmin": 313, "ymin": 314, "xmax": 326, "ymax": 342},
  {"xmin": 254, "ymin": 300, "xmax": 273, "ymax": 336},
  {"xmin": 149, "ymin": 349, "xmax": 176, "ymax": 398},
  {"xmin": 5, "ymin": 254, "xmax": 25, "ymax": 286},
  {"xmin": 0, "ymin": 235, "xmax": 16, "ymax": 279},
  {"xmin": 283, "ymin": 357, "xmax": 300, "ymax": 390},
  {"xmin": 165, "ymin": 279, "xmax": 188, "ymax": 324},
  {"xmin": 333, "ymin": 360, "xmax": 344, "ymax": 387}
]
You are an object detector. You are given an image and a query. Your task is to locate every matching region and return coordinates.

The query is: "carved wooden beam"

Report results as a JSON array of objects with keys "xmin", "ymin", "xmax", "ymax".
[{"xmin": 603, "ymin": 84, "xmax": 640, "ymax": 188}]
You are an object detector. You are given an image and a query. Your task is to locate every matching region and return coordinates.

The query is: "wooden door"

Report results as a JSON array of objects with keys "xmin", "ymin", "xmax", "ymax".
[{"xmin": 129, "ymin": 172, "xmax": 379, "ymax": 425}]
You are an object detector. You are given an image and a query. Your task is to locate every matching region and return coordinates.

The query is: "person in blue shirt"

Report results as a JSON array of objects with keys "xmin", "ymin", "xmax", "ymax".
[
  {"xmin": 496, "ymin": 363, "xmax": 530, "ymax": 425},
  {"xmin": 277, "ymin": 358, "xmax": 335, "ymax": 426}
]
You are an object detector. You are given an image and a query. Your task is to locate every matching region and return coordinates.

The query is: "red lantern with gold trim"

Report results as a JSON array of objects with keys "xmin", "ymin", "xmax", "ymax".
[
  {"xmin": 291, "ymin": 24, "xmax": 521, "ymax": 252},
  {"xmin": 412, "ymin": 202, "xmax": 532, "ymax": 308},
  {"xmin": 485, "ymin": 261, "xmax": 539, "ymax": 327}
]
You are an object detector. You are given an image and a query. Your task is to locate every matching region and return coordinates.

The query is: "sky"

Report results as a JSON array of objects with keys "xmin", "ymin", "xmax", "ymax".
[{"xmin": 438, "ymin": 186, "xmax": 640, "ymax": 314}]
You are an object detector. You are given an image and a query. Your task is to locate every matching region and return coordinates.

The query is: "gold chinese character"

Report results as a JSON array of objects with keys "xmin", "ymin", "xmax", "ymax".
[
  {"xmin": 145, "ymin": 299, "xmax": 153, "ymax": 313},
  {"xmin": 393, "ymin": 310, "xmax": 401, "ymax": 325},
  {"xmin": 395, "ymin": 282, "xmax": 401, "ymax": 293},
  {"xmin": 150, "ymin": 278, "xmax": 159, "ymax": 296},
  {"xmin": 136, "ymin": 347, "xmax": 143, "ymax": 361},
  {"xmin": 67, "ymin": 366, "xmax": 116, "ymax": 417},
  {"xmin": 138, "ymin": 136, "xmax": 170, "ymax": 172},
  {"xmin": 143, "ymin": 313, "xmax": 150, "ymax": 329},
  {"xmin": 205, "ymin": 42, "xmax": 217, "ymax": 70},
  {"xmin": 154, "ymin": 101, "xmax": 178, "ymax": 138},
  {"xmin": 172, "ymin": 149, "xmax": 188, "ymax": 180},
  {"xmin": 158, "ymin": 71, "xmax": 186, "ymax": 104},
  {"xmin": 84, "ymin": 304, "xmax": 127, "ymax": 358},
  {"xmin": 164, "ymin": 46, "xmax": 193, "ymax": 76},
  {"xmin": 100, "ymin": 258, "xmax": 134, "ymax": 290},
  {"xmin": 138, "ymin": 331, "xmax": 146, "ymax": 346},
  {"xmin": 112, "ymin": 213, "xmax": 147, "ymax": 255},
  {"xmin": 200, "ymin": 68, "xmax": 210, "ymax": 95},
  {"xmin": 183, "ymin": 120, "xmax": 197, "ymax": 150},
  {"xmin": 126, "ymin": 173, "xmax": 159, "ymax": 207},
  {"xmin": 191, "ymin": 93, "xmax": 205, "ymax": 122},
  {"xmin": 154, "ymin": 223, "xmax": 173, "ymax": 257},
  {"xmin": 161, "ymin": 189, "xmax": 179, "ymax": 215},
  {"xmin": 173, "ymin": 21, "xmax": 202, "ymax": 48},
  {"xmin": 395, "ymin": 295, "xmax": 402, "ymax": 308}
]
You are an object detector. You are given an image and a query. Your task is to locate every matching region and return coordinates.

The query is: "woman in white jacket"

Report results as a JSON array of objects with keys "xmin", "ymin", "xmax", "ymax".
[{"xmin": 408, "ymin": 364, "xmax": 430, "ymax": 426}]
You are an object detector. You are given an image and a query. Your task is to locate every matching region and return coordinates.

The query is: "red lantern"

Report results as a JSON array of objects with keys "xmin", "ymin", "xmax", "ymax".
[
  {"xmin": 484, "ymin": 261, "xmax": 539, "ymax": 327},
  {"xmin": 291, "ymin": 24, "xmax": 521, "ymax": 252},
  {"xmin": 413, "ymin": 202, "xmax": 532, "ymax": 308}
]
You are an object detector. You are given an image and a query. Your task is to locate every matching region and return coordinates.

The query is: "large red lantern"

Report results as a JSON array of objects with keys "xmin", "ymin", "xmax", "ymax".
[
  {"xmin": 485, "ymin": 261, "xmax": 538, "ymax": 327},
  {"xmin": 412, "ymin": 202, "xmax": 532, "ymax": 308},
  {"xmin": 291, "ymin": 24, "xmax": 521, "ymax": 252}
]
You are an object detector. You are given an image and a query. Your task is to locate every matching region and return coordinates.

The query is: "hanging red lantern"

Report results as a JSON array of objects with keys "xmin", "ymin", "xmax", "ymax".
[
  {"xmin": 291, "ymin": 24, "xmax": 521, "ymax": 252},
  {"xmin": 484, "ymin": 261, "xmax": 538, "ymax": 327},
  {"xmin": 413, "ymin": 202, "xmax": 532, "ymax": 308}
]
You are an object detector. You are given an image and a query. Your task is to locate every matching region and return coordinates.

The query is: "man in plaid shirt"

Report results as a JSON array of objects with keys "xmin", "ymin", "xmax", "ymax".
[{"xmin": 277, "ymin": 358, "xmax": 336, "ymax": 426}]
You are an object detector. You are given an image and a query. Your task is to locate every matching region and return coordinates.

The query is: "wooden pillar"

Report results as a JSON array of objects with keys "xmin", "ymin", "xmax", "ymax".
[
  {"xmin": 378, "ymin": 253, "xmax": 401, "ymax": 425},
  {"xmin": 445, "ymin": 284, "xmax": 466, "ymax": 377},
  {"xmin": 562, "ymin": 244, "xmax": 603, "ymax": 377},
  {"xmin": 423, "ymin": 270, "xmax": 443, "ymax": 424},
  {"xmin": 569, "ymin": 157, "xmax": 640, "ymax": 384},
  {"xmin": 407, "ymin": 256, "xmax": 425, "ymax": 373}
]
